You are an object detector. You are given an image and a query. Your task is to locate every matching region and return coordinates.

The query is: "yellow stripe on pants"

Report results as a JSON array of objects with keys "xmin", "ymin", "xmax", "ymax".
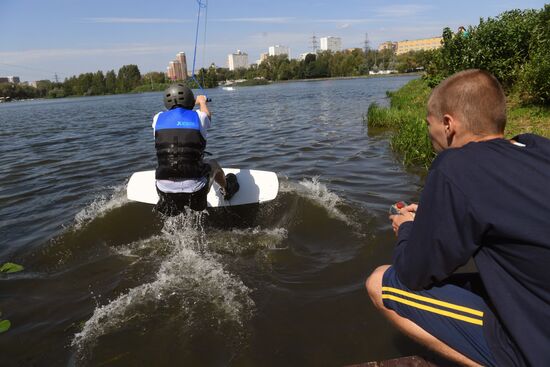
[{"xmin": 382, "ymin": 294, "xmax": 484, "ymax": 326}]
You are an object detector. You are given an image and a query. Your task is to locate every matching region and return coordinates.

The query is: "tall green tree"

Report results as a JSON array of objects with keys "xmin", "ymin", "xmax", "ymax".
[
  {"xmin": 76, "ymin": 73, "xmax": 94, "ymax": 95},
  {"xmin": 143, "ymin": 71, "xmax": 167, "ymax": 85},
  {"xmin": 117, "ymin": 64, "xmax": 141, "ymax": 93},
  {"xmin": 91, "ymin": 71, "xmax": 106, "ymax": 95},
  {"xmin": 105, "ymin": 70, "xmax": 117, "ymax": 94}
]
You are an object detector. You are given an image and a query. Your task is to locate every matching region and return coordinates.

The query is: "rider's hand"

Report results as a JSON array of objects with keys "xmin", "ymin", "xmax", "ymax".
[{"xmin": 195, "ymin": 95, "xmax": 207, "ymax": 105}]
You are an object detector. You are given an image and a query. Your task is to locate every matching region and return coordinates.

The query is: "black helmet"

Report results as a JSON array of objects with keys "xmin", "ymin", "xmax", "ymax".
[{"xmin": 163, "ymin": 83, "xmax": 195, "ymax": 110}]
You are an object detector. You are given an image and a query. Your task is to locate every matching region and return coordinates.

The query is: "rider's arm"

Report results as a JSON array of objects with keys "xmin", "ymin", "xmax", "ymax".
[{"xmin": 195, "ymin": 95, "xmax": 211, "ymax": 120}]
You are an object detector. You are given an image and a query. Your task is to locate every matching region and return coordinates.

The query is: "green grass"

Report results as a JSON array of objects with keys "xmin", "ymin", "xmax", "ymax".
[
  {"xmin": 387, "ymin": 78, "xmax": 432, "ymax": 111},
  {"xmin": 505, "ymin": 98, "xmax": 550, "ymax": 138},
  {"xmin": 365, "ymin": 78, "xmax": 435, "ymax": 167},
  {"xmin": 390, "ymin": 116, "xmax": 435, "ymax": 167},
  {"xmin": 365, "ymin": 78, "xmax": 550, "ymax": 169},
  {"xmin": 366, "ymin": 103, "xmax": 408, "ymax": 128}
]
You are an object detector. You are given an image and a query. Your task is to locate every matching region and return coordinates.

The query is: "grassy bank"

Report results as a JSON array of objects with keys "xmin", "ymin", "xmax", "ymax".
[
  {"xmin": 365, "ymin": 79, "xmax": 434, "ymax": 167},
  {"xmin": 365, "ymin": 78, "xmax": 550, "ymax": 168}
]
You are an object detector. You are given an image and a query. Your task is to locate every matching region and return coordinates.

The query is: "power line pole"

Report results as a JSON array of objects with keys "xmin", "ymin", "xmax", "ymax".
[
  {"xmin": 311, "ymin": 33, "xmax": 319, "ymax": 53},
  {"xmin": 54, "ymin": 73, "xmax": 59, "ymax": 83},
  {"xmin": 363, "ymin": 33, "xmax": 370, "ymax": 53}
]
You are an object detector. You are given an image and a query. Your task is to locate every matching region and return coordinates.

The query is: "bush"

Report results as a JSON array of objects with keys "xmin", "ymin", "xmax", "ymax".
[
  {"xmin": 518, "ymin": 4, "xmax": 550, "ymax": 104},
  {"xmin": 426, "ymin": 6, "xmax": 548, "ymax": 105},
  {"xmin": 520, "ymin": 52, "xmax": 550, "ymax": 104}
]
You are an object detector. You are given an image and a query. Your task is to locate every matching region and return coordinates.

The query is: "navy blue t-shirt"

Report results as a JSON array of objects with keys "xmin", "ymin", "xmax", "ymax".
[{"xmin": 393, "ymin": 134, "xmax": 550, "ymax": 366}]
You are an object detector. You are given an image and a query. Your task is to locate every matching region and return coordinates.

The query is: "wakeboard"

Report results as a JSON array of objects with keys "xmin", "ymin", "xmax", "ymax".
[{"xmin": 127, "ymin": 168, "xmax": 278, "ymax": 207}]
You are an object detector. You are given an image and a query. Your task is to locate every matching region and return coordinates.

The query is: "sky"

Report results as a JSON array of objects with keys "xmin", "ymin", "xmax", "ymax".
[{"xmin": 0, "ymin": 0, "xmax": 547, "ymax": 82}]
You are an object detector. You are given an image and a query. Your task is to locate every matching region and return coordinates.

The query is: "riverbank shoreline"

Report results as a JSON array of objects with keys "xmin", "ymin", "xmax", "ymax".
[
  {"xmin": 365, "ymin": 78, "xmax": 550, "ymax": 168},
  {"xmin": 273, "ymin": 72, "xmax": 422, "ymax": 85}
]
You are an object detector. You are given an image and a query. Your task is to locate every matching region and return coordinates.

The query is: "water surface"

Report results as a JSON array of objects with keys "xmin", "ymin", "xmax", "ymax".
[{"xmin": 0, "ymin": 76, "xmax": 426, "ymax": 366}]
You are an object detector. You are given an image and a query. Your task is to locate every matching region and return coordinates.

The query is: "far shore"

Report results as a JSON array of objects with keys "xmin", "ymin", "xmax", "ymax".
[
  {"xmin": 0, "ymin": 73, "xmax": 423, "ymax": 103},
  {"xmin": 271, "ymin": 72, "xmax": 421, "ymax": 85}
]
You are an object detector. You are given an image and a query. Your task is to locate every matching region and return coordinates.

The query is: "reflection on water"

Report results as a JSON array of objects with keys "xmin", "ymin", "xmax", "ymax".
[{"xmin": 0, "ymin": 76, "xmax": 425, "ymax": 366}]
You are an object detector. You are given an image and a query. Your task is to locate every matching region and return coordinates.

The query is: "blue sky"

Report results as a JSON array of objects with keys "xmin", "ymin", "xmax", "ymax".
[{"xmin": 0, "ymin": 0, "xmax": 547, "ymax": 81}]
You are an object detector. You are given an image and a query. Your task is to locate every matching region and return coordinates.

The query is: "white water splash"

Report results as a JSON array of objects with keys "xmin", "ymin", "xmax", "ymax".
[
  {"xmin": 74, "ymin": 185, "xmax": 128, "ymax": 229},
  {"xmin": 282, "ymin": 177, "xmax": 355, "ymax": 225},
  {"xmin": 72, "ymin": 211, "xmax": 254, "ymax": 360},
  {"xmin": 112, "ymin": 235, "xmax": 170, "ymax": 260},
  {"xmin": 230, "ymin": 227, "xmax": 288, "ymax": 248},
  {"xmin": 208, "ymin": 226, "xmax": 289, "ymax": 254}
]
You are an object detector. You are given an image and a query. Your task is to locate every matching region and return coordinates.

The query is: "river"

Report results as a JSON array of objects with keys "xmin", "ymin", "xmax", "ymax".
[{"xmin": 0, "ymin": 75, "xmax": 426, "ymax": 366}]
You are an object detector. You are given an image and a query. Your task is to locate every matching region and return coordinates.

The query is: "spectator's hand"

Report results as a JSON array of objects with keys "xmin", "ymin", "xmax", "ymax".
[
  {"xmin": 195, "ymin": 95, "xmax": 207, "ymax": 105},
  {"xmin": 389, "ymin": 203, "xmax": 417, "ymax": 235}
]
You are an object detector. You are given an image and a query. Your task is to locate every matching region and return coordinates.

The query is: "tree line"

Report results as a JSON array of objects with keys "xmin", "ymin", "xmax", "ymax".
[
  {"xmin": 0, "ymin": 65, "xmax": 168, "ymax": 100},
  {"xmin": 215, "ymin": 48, "xmax": 424, "ymax": 84},
  {"xmin": 1, "ymin": 48, "xmax": 432, "ymax": 100}
]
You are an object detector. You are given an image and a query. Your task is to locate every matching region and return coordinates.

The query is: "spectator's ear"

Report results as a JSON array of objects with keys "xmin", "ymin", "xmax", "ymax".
[{"xmin": 443, "ymin": 114, "xmax": 458, "ymax": 145}]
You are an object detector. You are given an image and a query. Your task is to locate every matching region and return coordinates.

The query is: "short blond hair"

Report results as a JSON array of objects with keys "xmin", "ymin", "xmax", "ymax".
[{"xmin": 428, "ymin": 69, "xmax": 507, "ymax": 135}]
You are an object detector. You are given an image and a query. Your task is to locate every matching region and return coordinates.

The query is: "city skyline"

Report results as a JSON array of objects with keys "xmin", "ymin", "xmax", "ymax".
[{"xmin": 1, "ymin": 0, "xmax": 547, "ymax": 82}]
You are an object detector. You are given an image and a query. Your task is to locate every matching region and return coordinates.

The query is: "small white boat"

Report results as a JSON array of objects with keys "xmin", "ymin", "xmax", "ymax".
[{"xmin": 222, "ymin": 86, "xmax": 235, "ymax": 91}]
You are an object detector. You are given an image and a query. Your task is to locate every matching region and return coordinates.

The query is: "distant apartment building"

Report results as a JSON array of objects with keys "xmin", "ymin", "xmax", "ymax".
[
  {"xmin": 175, "ymin": 52, "xmax": 188, "ymax": 79},
  {"xmin": 320, "ymin": 37, "xmax": 342, "ymax": 52},
  {"xmin": 166, "ymin": 52, "xmax": 188, "ymax": 81},
  {"xmin": 378, "ymin": 41, "xmax": 398, "ymax": 53},
  {"xmin": 0, "ymin": 76, "xmax": 20, "ymax": 84},
  {"xmin": 268, "ymin": 45, "xmax": 290, "ymax": 59},
  {"xmin": 166, "ymin": 66, "xmax": 173, "ymax": 80},
  {"xmin": 227, "ymin": 50, "xmax": 249, "ymax": 71},
  {"xmin": 396, "ymin": 37, "xmax": 442, "ymax": 55},
  {"xmin": 167, "ymin": 60, "xmax": 185, "ymax": 81}
]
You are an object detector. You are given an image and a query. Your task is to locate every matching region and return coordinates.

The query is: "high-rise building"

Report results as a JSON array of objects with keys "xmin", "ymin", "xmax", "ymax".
[
  {"xmin": 320, "ymin": 37, "xmax": 342, "ymax": 52},
  {"xmin": 175, "ymin": 52, "xmax": 188, "ymax": 79},
  {"xmin": 268, "ymin": 45, "xmax": 290, "ymax": 59},
  {"xmin": 166, "ymin": 52, "xmax": 188, "ymax": 81},
  {"xmin": 166, "ymin": 66, "xmax": 175, "ymax": 81},
  {"xmin": 167, "ymin": 60, "xmax": 184, "ymax": 81},
  {"xmin": 227, "ymin": 50, "xmax": 249, "ymax": 71}
]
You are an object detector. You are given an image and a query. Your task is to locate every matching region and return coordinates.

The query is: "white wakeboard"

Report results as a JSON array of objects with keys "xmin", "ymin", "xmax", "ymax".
[{"xmin": 127, "ymin": 168, "xmax": 278, "ymax": 207}]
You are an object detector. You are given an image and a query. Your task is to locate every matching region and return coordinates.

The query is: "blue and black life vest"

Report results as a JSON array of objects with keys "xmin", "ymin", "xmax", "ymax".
[{"xmin": 154, "ymin": 107, "xmax": 207, "ymax": 180}]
